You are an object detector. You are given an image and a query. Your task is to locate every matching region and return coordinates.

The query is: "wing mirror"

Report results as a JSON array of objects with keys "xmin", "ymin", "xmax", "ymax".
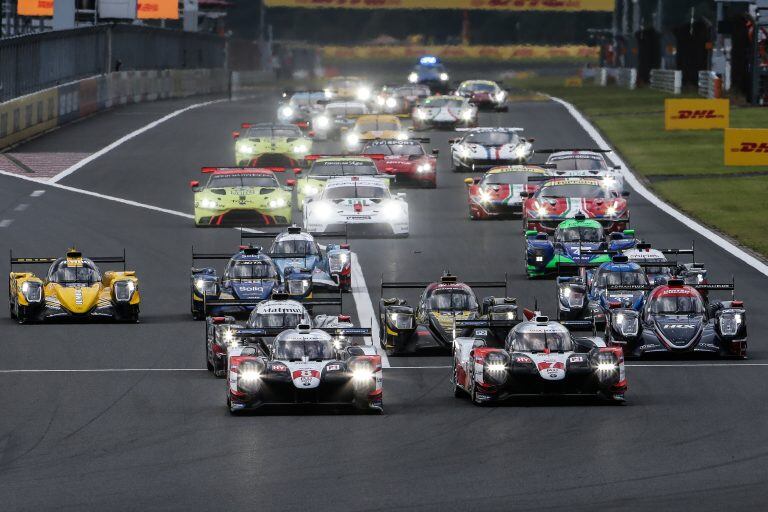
[
  {"xmin": 432, "ymin": 148, "xmax": 439, "ymax": 155},
  {"xmin": 621, "ymin": 191, "xmax": 630, "ymax": 197},
  {"xmin": 286, "ymin": 179, "xmax": 296, "ymax": 187},
  {"xmin": 190, "ymin": 180, "xmax": 200, "ymax": 190},
  {"xmin": 232, "ymin": 131, "xmax": 240, "ymax": 140},
  {"xmin": 520, "ymin": 191, "xmax": 529, "ymax": 198}
]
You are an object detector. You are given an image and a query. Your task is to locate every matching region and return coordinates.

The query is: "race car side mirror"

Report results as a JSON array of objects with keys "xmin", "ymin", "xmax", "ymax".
[
  {"xmin": 232, "ymin": 131, "xmax": 240, "ymax": 140},
  {"xmin": 448, "ymin": 138, "xmax": 459, "ymax": 144},
  {"xmin": 463, "ymin": 178, "xmax": 474, "ymax": 185},
  {"xmin": 293, "ymin": 168, "xmax": 302, "ymax": 175},
  {"xmin": 432, "ymin": 149, "xmax": 439, "ymax": 155},
  {"xmin": 520, "ymin": 191, "xmax": 529, "ymax": 197},
  {"xmin": 189, "ymin": 180, "xmax": 200, "ymax": 189},
  {"xmin": 621, "ymin": 191, "xmax": 630, "ymax": 197},
  {"xmin": 526, "ymin": 137, "xmax": 535, "ymax": 143},
  {"xmin": 286, "ymin": 179, "xmax": 296, "ymax": 187},
  {"xmin": 308, "ymin": 131, "xmax": 316, "ymax": 137}
]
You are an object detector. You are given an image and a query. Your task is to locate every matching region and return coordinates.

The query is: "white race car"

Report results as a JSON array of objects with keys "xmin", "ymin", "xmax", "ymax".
[
  {"xmin": 542, "ymin": 149, "xmax": 624, "ymax": 191},
  {"xmin": 311, "ymin": 101, "xmax": 369, "ymax": 141},
  {"xmin": 304, "ymin": 176, "xmax": 409, "ymax": 237},
  {"xmin": 412, "ymin": 95, "xmax": 477, "ymax": 131},
  {"xmin": 450, "ymin": 127, "xmax": 534, "ymax": 172}
]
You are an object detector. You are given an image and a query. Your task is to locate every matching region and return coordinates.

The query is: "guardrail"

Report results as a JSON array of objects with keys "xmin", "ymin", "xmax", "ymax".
[
  {"xmin": 650, "ymin": 69, "xmax": 682, "ymax": 94},
  {"xmin": 596, "ymin": 67, "xmax": 637, "ymax": 89},
  {"xmin": 698, "ymin": 71, "xmax": 722, "ymax": 98}
]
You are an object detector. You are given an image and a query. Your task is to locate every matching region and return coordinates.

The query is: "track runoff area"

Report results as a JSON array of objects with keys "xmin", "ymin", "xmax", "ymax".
[{"xmin": 1, "ymin": 83, "xmax": 768, "ymax": 511}]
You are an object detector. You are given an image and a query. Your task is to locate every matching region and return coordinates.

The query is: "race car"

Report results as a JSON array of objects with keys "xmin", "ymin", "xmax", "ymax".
[
  {"xmin": 378, "ymin": 273, "xmax": 513, "ymax": 356},
  {"xmin": 605, "ymin": 279, "xmax": 747, "ymax": 359},
  {"xmin": 190, "ymin": 245, "xmax": 311, "ymax": 320},
  {"xmin": 226, "ymin": 324, "xmax": 383, "ymax": 414},
  {"xmin": 455, "ymin": 79, "xmax": 508, "ymax": 111},
  {"xmin": 190, "ymin": 167, "xmax": 294, "ymax": 227},
  {"xmin": 304, "ymin": 176, "xmax": 409, "ymax": 237},
  {"xmin": 541, "ymin": 149, "xmax": 623, "ymax": 191},
  {"xmin": 9, "ymin": 249, "xmax": 140, "ymax": 324},
  {"xmin": 241, "ymin": 226, "xmax": 353, "ymax": 292},
  {"xmin": 452, "ymin": 313, "xmax": 626, "ymax": 404},
  {"xmin": 296, "ymin": 155, "xmax": 383, "ymax": 208},
  {"xmin": 362, "ymin": 139, "xmax": 437, "ymax": 188},
  {"xmin": 311, "ymin": 101, "xmax": 369, "ymax": 141},
  {"xmin": 324, "ymin": 76, "xmax": 373, "ymax": 102},
  {"xmin": 522, "ymin": 177, "xmax": 630, "ymax": 234},
  {"xmin": 412, "ymin": 95, "xmax": 477, "ymax": 131},
  {"xmin": 464, "ymin": 165, "xmax": 549, "ymax": 219},
  {"xmin": 450, "ymin": 128, "xmax": 534, "ymax": 172},
  {"xmin": 276, "ymin": 90, "xmax": 331, "ymax": 128},
  {"xmin": 343, "ymin": 114, "xmax": 409, "ymax": 153},
  {"xmin": 623, "ymin": 243, "xmax": 705, "ymax": 285},
  {"xmin": 232, "ymin": 123, "xmax": 312, "ymax": 167},
  {"xmin": 524, "ymin": 215, "xmax": 638, "ymax": 278},
  {"xmin": 407, "ymin": 55, "xmax": 450, "ymax": 93},
  {"xmin": 374, "ymin": 84, "xmax": 430, "ymax": 115}
]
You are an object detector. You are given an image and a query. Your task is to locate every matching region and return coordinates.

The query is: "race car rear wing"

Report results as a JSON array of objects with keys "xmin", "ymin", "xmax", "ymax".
[
  {"xmin": 219, "ymin": 325, "xmax": 371, "ymax": 338},
  {"xmin": 534, "ymin": 148, "xmax": 612, "ymax": 154},
  {"xmin": 240, "ymin": 226, "xmax": 349, "ymax": 245},
  {"xmin": 204, "ymin": 293, "xmax": 343, "ymax": 314},
  {"xmin": 607, "ymin": 278, "xmax": 735, "ymax": 297},
  {"xmin": 456, "ymin": 127, "xmax": 524, "ymax": 133},
  {"xmin": 10, "ymin": 249, "xmax": 127, "ymax": 270},
  {"xmin": 453, "ymin": 318, "xmax": 593, "ymax": 333},
  {"xmin": 381, "ymin": 275, "xmax": 508, "ymax": 298},
  {"xmin": 201, "ymin": 166, "xmax": 301, "ymax": 174}
]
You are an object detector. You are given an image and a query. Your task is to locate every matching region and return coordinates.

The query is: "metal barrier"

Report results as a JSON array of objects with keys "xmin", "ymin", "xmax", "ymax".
[
  {"xmin": 0, "ymin": 25, "xmax": 225, "ymax": 103},
  {"xmin": 595, "ymin": 67, "xmax": 636, "ymax": 89},
  {"xmin": 650, "ymin": 69, "xmax": 681, "ymax": 94},
  {"xmin": 698, "ymin": 70, "xmax": 722, "ymax": 99}
]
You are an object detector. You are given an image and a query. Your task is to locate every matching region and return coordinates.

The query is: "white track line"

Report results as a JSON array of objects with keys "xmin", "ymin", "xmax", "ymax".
[
  {"xmin": 550, "ymin": 96, "xmax": 768, "ymax": 277},
  {"xmin": 351, "ymin": 253, "xmax": 390, "ymax": 368},
  {"xmin": 49, "ymin": 98, "xmax": 227, "ymax": 183}
]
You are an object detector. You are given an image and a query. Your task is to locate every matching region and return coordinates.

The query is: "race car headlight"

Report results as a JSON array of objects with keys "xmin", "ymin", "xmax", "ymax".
[
  {"xmin": 483, "ymin": 352, "xmax": 509, "ymax": 385},
  {"xmin": 328, "ymin": 252, "xmax": 349, "ymax": 273},
  {"xmin": 439, "ymin": 73, "xmax": 449, "ymax": 81},
  {"xmin": 288, "ymin": 279, "xmax": 311, "ymax": 296},
  {"xmin": 323, "ymin": 88, "xmax": 333, "ymax": 98},
  {"xmin": 382, "ymin": 200, "xmax": 405, "ymax": 221},
  {"xmin": 376, "ymin": 96, "xmax": 385, "ymax": 106},
  {"xmin": 239, "ymin": 368, "xmax": 262, "ymax": 383},
  {"xmin": 314, "ymin": 116, "xmax": 330, "ymax": 129},
  {"xmin": 535, "ymin": 205, "xmax": 548, "ymax": 218},
  {"xmin": 292, "ymin": 144, "xmax": 309, "ymax": 154},
  {"xmin": 395, "ymin": 132, "xmax": 409, "ymax": 141},
  {"xmin": 356, "ymin": 87, "xmax": 372, "ymax": 101},
  {"xmin": 113, "ymin": 280, "xmax": 135, "ymax": 302},
  {"xmin": 200, "ymin": 198, "xmax": 221, "ymax": 210},
  {"xmin": 479, "ymin": 190, "xmax": 491, "ymax": 203},
  {"xmin": 559, "ymin": 287, "xmax": 584, "ymax": 308},
  {"xmin": 20, "ymin": 281, "xmax": 42, "ymax": 303},
  {"xmin": 719, "ymin": 312, "xmax": 743, "ymax": 337},
  {"xmin": 417, "ymin": 163, "xmax": 432, "ymax": 173},
  {"xmin": 279, "ymin": 105, "xmax": 294, "ymax": 119},
  {"xmin": 236, "ymin": 142, "xmax": 253, "ymax": 154},
  {"xmin": 268, "ymin": 197, "xmax": 287, "ymax": 209},
  {"xmin": 601, "ymin": 176, "xmax": 617, "ymax": 189},
  {"xmin": 606, "ymin": 205, "xmax": 618, "ymax": 217},
  {"xmin": 313, "ymin": 201, "xmax": 333, "ymax": 221},
  {"xmin": 486, "ymin": 362, "xmax": 506, "ymax": 373},
  {"xmin": 414, "ymin": 109, "xmax": 427, "ymax": 120},
  {"xmin": 461, "ymin": 109, "xmax": 473, "ymax": 121},
  {"xmin": 514, "ymin": 145, "xmax": 530, "ymax": 160},
  {"xmin": 494, "ymin": 91, "xmax": 506, "ymax": 102},
  {"xmin": 302, "ymin": 184, "xmax": 319, "ymax": 197},
  {"xmin": 385, "ymin": 97, "xmax": 397, "ymax": 109},
  {"xmin": 596, "ymin": 361, "xmax": 618, "ymax": 372},
  {"xmin": 194, "ymin": 278, "xmax": 217, "ymax": 296},
  {"xmin": 612, "ymin": 312, "xmax": 639, "ymax": 337},
  {"xmin": 222, "ymin": 328, "xmax": 235, "ymax": 345},
  {"xmin": 388, "ymin": 312, "xmax": 413, "ymax": 330},
  {"xmin": 408, "ymin": 72, "xmax": 418, "ymax": 83},
  {"xmin": 346, "ymin": 133, "xmax": 360, "ymax": 147},
  {"xmin": 352, "ymin": 367, "xmax": 375, "ymax": 382}
]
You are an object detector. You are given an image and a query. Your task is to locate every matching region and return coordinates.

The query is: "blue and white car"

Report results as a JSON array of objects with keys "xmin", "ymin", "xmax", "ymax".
[
  {"xmin": 407, "ymin": 55, "xmax": 450, "ymax": 93},
  {"xmin": 450, "ymin": 127, "xmax": 534, "ymax": 172}
]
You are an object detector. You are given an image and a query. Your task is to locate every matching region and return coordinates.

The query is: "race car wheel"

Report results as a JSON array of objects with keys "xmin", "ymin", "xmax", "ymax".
[
  {"xmin": 452, "ymin": 364, "xmax": 464, "ymax": 398},
  {"xmin": 469, "ymin": 376, "xmax": 484, "ymax": 406},
  {"xmin": 191, "ymin": 297, "xmax": 204, "ymax": 321},
  {"xmin": 213, "ymin": 357, "xmax": 227, "ymax": 378},
  {"xmin": 9, "ymin": 299, "xmax": 16, "ymax": 320},
  {"xmin": 206, "ymin": 355, "xmax": 214, "ymax": 372}
]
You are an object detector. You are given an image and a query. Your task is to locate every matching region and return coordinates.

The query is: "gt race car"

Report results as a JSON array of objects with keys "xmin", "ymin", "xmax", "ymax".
[
  {"xmin": 605, "ymin": 279, "xmax": 747, "ymax": 358},
  {"xmin": 412, "ymin": 95, "xmax": 477, "ymax": 131},
  {"xmin": 464, "ymin": 165, "xmax": 549, "ymax": 219},
  {"xmin": 450, "ymin": 128, "xmax": 534, "ymax": 172},
  {"xmin": 277, "ymin": 90, "xmax": 331, "ymax": 127},
  {"xmin": 362, "ymin": 139, "xmax": 437, "ymax": 188},
  {"xmin": 304, "ymin": 176, "xmax": 409, "ymax": 237},
  {"xmin": 311, "ymin": 101, "xmax": 369, "ymax": 141},
  {"xmin": 190, "ymin": 167, "xmax": 294, "ymax": 227},
  {"xmin": 232, "ymin": 123, "xmax": 312, "ymax": 167},
  {"xmin": 452, "ymin": 313, "xmax": 626, "ymax": 404},
  {"xmin": 241, "ymin": 226, "xmax": 353, "ymax": 292},
  {"xmin": 541, "ymin": 149, "xmax": 623, "ymax": 191},
  {"xmin": 375, "ymin": 84, "xmax": 430, "ymax": 115},
  {"xmin": 343, "ymin": 114, "xmax": 410, "ymax": 153},
  {"xmin": 379, "ymin": 273, "xmax": 514, "ymax": 355},
  {"xmin": 455, "ymin": 80, "xmax": 508, "ymax": 111},
  {"xmin": 522, "ymin": 177, "xmax": 630, "ymax": 234},
  {"xmin": 226, "ymin": 324, "xmax": 383, "ymax": 414},
  {"xmin": 324, "ymin": 76, "xmax": 373, "ymax": 102},
  {"xmin": 407, "ymin": 55, "xmax": 450, "ymax": 93},
  {"xmin": 9, "ymin": 249, "xmax": 140, "ymax": 323},
  {"xmin": 296, "ymin": 155, "xmax": 384, "ymax": 207}
]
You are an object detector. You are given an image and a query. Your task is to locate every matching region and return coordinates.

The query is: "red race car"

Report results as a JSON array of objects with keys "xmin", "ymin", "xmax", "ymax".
[
  {"xmin": 361, "ymin": 139, "xmax": 438, "ymax": 188},
  {"xmin": 464, "ymin": 165, "xmax": 549, "ymax": 220},
  {"xmin": 522, "ymin": 177, "xmax": 630, "ymax": 234}
]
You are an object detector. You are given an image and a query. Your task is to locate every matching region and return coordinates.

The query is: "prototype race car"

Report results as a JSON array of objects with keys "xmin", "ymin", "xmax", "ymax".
[
  {"xmin": 524, "ymin": 215, "xmax": 637, "ymax": 278},
  {"xmin": 379, "ymin": 273, "xmax": 513, "ymax": 355},
  {"xmin": 375, "ymin": 84, "xmax": 430, "ymax": 115},
  {"xmin": 304, "ymin": 176, "xmax": 409, "ymax": 237},
  {"xmin": 362, "ymin": 139, "xmax": 437, "ymax": 188},
  {"xmin": 226, "ymin": 324, "xmax": 383, "ymax": 414},
  {"xmin": 296, "ymin": 155, "xmax": 383, "ymax": 207},
  {"xmin": 541, "ymin": 149, "xmax": 623, "ymax": 191},
  {"xmin": 190, "ymin": 167, "xmax": 294, "ymax": 227},
  {"xmin": 9, "ymin": 249, "xmax": 140, "ymax": 323},
  {"xmin": 277, "ymin": 90, "xmax": 330, "ymax": 127},
  {"xmin": 232, "ymin": 123, "xmax": 312, "ymax": 167},
  {"xmin": 452, "ymin": 313, "xmax": 626, "ymax": 404},
  {"xmin": 464, "ymin": 165, "xmax": 549, "ymax": 219},
  {"xmin": 343, "ymin": 114, "xmax": 409, "ymax": 153},
  {"xmin": 407, "ymin": 55, "xmax": 450, "ymax": 93},
  {"xmin": 451, "ymin": 128, "xmax": 534, "ymax": 172},
  {"xmin": 623, "ymin": 243, "xmax": 704, "ymax": 285},
  {"xmin": 455, "ymin": 79, "xmax": 508, "ymax": 111},
  {"xmin": 412, "ymin": 95, "xmax": 477, "ymax": 131},
  {"xmin": 311, "ymin": 101, "xmax": 369, "ymax": 141},
  {"xmin": 605, "ymin": 279, "xmax": 747, "ymax": 358},
  {"xmin": 324, "ymin": 76, "xmax": 373, "ymax": 102},
  {"xmin": 522, "ymin": 177, "xmax": 630, "ymax": 234}
]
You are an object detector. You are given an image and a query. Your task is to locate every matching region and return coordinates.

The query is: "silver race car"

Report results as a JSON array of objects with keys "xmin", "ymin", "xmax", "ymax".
[{"xmin": 451, "ymin": 128, "xmax": 534, "ymax": 172}]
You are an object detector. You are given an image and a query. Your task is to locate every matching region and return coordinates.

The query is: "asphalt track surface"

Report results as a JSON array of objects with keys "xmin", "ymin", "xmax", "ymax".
[{"xmin": 1, "ymin": 88, "xmax": 768, "ymax": 512}]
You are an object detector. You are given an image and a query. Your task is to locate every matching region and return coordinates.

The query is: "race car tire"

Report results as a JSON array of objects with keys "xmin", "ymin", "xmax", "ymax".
[
  {"xmin": 452, "ymin": 163, "xmax": 468, "ymax": 173},
  {"xmin": 469, "ymin": 376, "xmax": 485, "ymax": 406},
  {"xmin": 213, "ymin": 357, "xmax": 227, "ymax": 378},
  {"xmin": 206, "ymin": 354, "xmax": 214, "ymax": 372},
  {"xmin": 452, "ymin": 364, "xmax": 464, "ymax": 398},
  {"xmin": 191, "ymin": 297, "xmax": 204, "ymax": 321},
  {"xmin": 9, "ymin": 299, "xmax": 16, "ymax": 320}
]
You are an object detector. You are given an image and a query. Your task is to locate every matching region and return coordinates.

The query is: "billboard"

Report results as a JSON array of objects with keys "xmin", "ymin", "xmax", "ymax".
[
  {"xmin": 664, "ymin": 99, "xmax": 729, "ymax": 131},
  {"xmin": 264, "ymin": 0, "xmax": 613, "ymax": 11},
  {"xmin": 17, "ymin": 0, "xmax": 54, "ymax": 16},
  {"xmin": 724, "ymin": 128, "xmax": 768, "ymax": 166},
  {"xmin": 137, "ymin": 0, "xmax": 179, "ymax": 18}
]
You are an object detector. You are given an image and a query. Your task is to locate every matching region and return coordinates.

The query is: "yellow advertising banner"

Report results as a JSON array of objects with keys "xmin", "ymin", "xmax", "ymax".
[
  {"xmin": 321, "ymin": 45, "xmax": 598, "ymax": 61},
  {"xmin": 265, "ymin": 0, "xmax": 613, "ymax": 11},
  {"xmin": 724, "ymin": 128, "xmax": 768, "ymax": 166},
  {"xmin": 17, "ymin": 0, "xmax": 54, "ymax": 16},
  {"xmin": 137, "ymin": 0, "xmax": 179, "ymax": 19},
  {"xmin": 664, "ymin": 99, "xmax": 729, "ymax": 131}
]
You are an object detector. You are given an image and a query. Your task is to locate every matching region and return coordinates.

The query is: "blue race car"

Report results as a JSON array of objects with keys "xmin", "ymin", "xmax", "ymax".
[{"xmin": 407, "ymin": 55, "xmax": 450, "ymax": 93}]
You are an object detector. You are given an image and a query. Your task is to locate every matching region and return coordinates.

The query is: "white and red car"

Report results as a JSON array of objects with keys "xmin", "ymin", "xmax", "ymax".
[{"xmin": 362, "ymin": 139, "xmax": 437, "ymax": 188}]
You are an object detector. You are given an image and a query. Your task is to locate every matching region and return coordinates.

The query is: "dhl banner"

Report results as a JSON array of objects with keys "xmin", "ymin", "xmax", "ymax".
[
  {"xmin": 17, "ymin": 0, "xmax": 54, "ymax": 16},
  {"xmin": 137, "ymin": 0, "xmax": 179, "ymax": 19},
  {"xmin": 321, "ymin": 45, "xmax": 598, "ymax": 61},
  {"xmin": 724, "ymin": 128, "xmax": 768, "ymax": 166},
  {"xmin": 664, "ymin": 99, "xmax": 729, "ymax": 131},
  {"xmin": 265, "ymin": 0, "xmax": 613, "ymax": 11}
]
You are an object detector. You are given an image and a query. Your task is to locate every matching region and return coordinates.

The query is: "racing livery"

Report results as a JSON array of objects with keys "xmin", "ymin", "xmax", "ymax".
[
  {"xmin": 451, "ymin": 128, "xmax": 533, "ymax": 172},
  {"xmin": 343, "ymin": 114, "xmax": 409, "ymax": 153},
  {"xmin": 9, "ymin": 249, "xmax": 140, "ymax": 323},
  {"xmin": 190, "ymin": 167, "xmax": 294, "ymax": 227},
  {"xmin": 362, "ymin": 139, "xmax": 437, "ymax": 188},
  {"xmin": 542, "ymin": 149, "xmax": 623, "ymax": 191},
  {"xmin": 412, "ymin": 95, "xmax": 477, "ymax": 131},
  {"xmin": 455, "ymin": 79, "xmax": 508, "ymax": 111},
  {"xmin": 464, "ymin": 165, "xmax": 548, "ymax": 219},
  {"xmin": 232, "ymin": 123, "xmax": 311, "ymax": 167},
  {"xmin": 296, "ymin": 156, "xmax": 383, "ymax": 208},
  {"xmin": 311, "ymin": 101, "xmax": 369, "ymax": 141},
  {"xmin": 407, "ymin": 55, "xmax": 450, "ymax": 93}
]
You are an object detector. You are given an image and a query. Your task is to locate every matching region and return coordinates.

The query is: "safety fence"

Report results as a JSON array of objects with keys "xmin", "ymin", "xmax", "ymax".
[
  {"xmin": 594, "ymin": 67, "xmax": 636, "ymax": 90},
  {"xmin": 319, "ymin": 45, "xmax": 599, "ymax": 63},
  {"xmin": 698, "ymin": 71, "xmax": 723, "ymax": 99},
  {"xmin": 649, "ymin": 69, "xmax": 682, "ymax": 95}
]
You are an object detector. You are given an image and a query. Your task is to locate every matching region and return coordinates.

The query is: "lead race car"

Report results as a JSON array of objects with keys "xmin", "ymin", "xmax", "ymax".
[
  {"xmin": 362, "ymin": 139, "xmax": 437, "ymax": 188},
  {"xmin": 450, "ymin": 128, "xmax": 534, "ymax": 172},
  {"xmin": 412, "ymin": 95, "xmax": 477, "ymax": 131},
  {"xmin": 464, "ymin": 164, "xmax": 550, "ymax": 219},
  {"xmin": 452, "ymin": 312, "xmax": 627, "ymax": 404},
  {"xmin": 9, "ymin": 248, "xmax": 140, "ymax": 323},
  {"xmin": 226, "ymin": 324, "xmax": 383, "ymax": 414}
]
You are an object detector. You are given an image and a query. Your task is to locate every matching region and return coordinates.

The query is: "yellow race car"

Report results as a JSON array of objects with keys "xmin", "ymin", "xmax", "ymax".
[
  {"xmin": 343, "ymin": 114, "xmax": 410, "ymax": 152},
  {"xmin": 295, "ymin": 155, "xmax": 384, "ymax": 209},
  {"xmin": 9, "ymin": 249, "xmax": 140, "ymax": 323},
  {"xmin": 324, "ymin": 76, "xmax": 372, "ymax": 102},
  {"xmin": 232, "ymin": 123, "xmax": 312, "ymax": 167}
]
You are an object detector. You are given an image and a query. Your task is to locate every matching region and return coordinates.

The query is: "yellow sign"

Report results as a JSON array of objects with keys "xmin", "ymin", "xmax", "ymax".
[
  {"xmin": 664, "ymin": 99, "xmax": 729, "ymax": 131},
  {"xmin": 17, "ymin": 0, "xmax": 54, "ymax": 16},
  {"xmin": 724, "ymin": 128, "xmax": 768, "ymax": 166},
  {"xmin": 265, "ymin": 0, "xmax": 613, "ymax": 11},
  {"xmin": 137, "ymin": 0, "xmax": 179, "ymax": 19},
  {"xmin": 321, "ymin": 45, "xmax": 598, "ymax": 62}
]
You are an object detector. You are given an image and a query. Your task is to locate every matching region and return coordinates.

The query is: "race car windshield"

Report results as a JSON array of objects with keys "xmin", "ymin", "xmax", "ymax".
[
  {"xmin": 423, "ymin": 98, "xmax": 463, "ymax": 108},
  {"xmin": 550, "ymin": 156, "xmax": 608, "ymax": 171},
  {"xmin": 326, "ymin": 105, "xmax": 367, "ymax": 116},
  {"xmin": 357, "ymin": 120, "xmax": 399, "ymax": 132},
  {"xmin": 289, "ymin": 93, "xmax": 326, "ymax": 106},
  {"xmin": 650, "ymin": 295, "xmax": 705, "ymax": 315},
  {"xmin": 50, "ymin": 263, "xmax": 100, "ymax": 284},
  {"xmin": 251, "ymin": 312, "xmax": 308, "ymax": 328},
  {"xmin": 512, "ymin": 330, "xmax": 573, "ymax": 352},
  {"xmin": 484, "ymin": 172, "xmax": 535, "ymax": 185},
  {"xmin": 208, "ymin": 175, "xmax": 278, "ymax": 188},
  {"xmin": 309, "ymin": 163, "xmax": 378, "ymax": 176},
  {"xmin": 595, "ymin": 269, "xmax": 647, "ymax": 288},
  {"xmin": 227, "ymin": 261, "xmax": 278, "ymax": 280},
  {"xmin": 464, "ymin": 132, "xmax": 519, "ymax": 146},
  {"xmin": 463, "ymin": 83, "xmax": 496, "ymax": 92},
  {"xmin": 557, "ymin": 226, "xmax": 603, "ymax": 243},
  {"xmin": 274, "ymin": 339, "xmax": 335, "ymax": 361},
  {"xmin": 428, "ymin": 289, "xmax": 478, "ymax": 312},
  {"xmin": 537, "ymin": 183, "xmax": 610, "ymax": 199},
  {"xmin": 271, "ymin": 240, "xmax": 319, "ymax": 256},
  {"xmin": 363, "ymin": 143, "xmax": 423, "ymax": 156},
  {"xmin": 245, "ymin": 127, "xmax": 301, "ymax": 138},
  {"xmin": 396, "ymin": 86, "xmax": 428, "ymax": 97},
  {"xmin": 324, "ymin": 185, "xmax": 389, "ymax": 200}
]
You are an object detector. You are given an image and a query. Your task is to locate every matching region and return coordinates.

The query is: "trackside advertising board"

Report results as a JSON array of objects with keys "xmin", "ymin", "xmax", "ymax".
[
  {"xmin": 137, "ymin": 0, "xmax": 178, "ymax": 18},
  {"xmin": 17, "ymin": 0, "xmax": 54, "ymax": 16},
  {"xmin": 664, "ymin": 99, "xmax": 729, "ymax": 131},
  {"xmin": 724, "ymin": 128, "xmax": 768, "ymax": 166},
  {"xmin": 264, "ymin": 0, "xmax": 613, "ymax": 10}
]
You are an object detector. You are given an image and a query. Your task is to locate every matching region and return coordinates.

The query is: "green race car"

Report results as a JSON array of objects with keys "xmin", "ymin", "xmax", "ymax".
[
  {"xmin": 232, "ymin": 123, "xmax": 312, "ymax": 167},
  {"xmin": 296, "ymin": 155, "xmax": 383, "ymax": 209},
  {"xmin": 190, "ymin": 167, "xmax": 294, "ymax": 227}
]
